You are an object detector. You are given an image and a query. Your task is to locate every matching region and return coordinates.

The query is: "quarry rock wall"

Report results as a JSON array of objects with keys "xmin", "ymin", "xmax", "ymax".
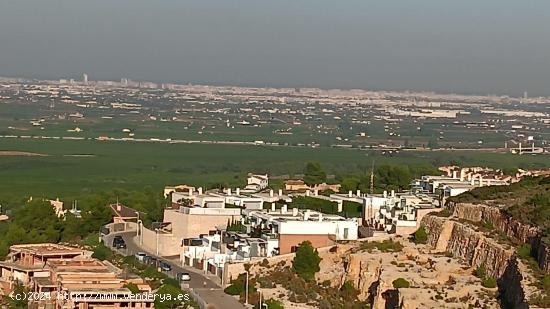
[
  {"xmin": 421, "ymin": 212, "xmax": 530, "ymax": 308},
  {"xmin": 452, "ymin": 203, "xmax": 549, "ymax": 273}
]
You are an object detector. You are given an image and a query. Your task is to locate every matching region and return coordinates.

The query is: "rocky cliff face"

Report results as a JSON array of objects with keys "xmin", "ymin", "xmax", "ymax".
[
  {"xmin": 422, "ymin": 214, "xmax": 513, "ymax": 278},
  {"xmin": 533, "ymin": 237, "xmax": 550, "ymax": 274},
  {"xmin": 451, "ymin": 203, "xmax": 550, "ymax": 273},
  {"xmin": 452, "ymin": 203, "xmax": 541, "ymax": 243},
  {"xmin": 421, "ymin": 213, "xmax": 531, "ymax": 308}
]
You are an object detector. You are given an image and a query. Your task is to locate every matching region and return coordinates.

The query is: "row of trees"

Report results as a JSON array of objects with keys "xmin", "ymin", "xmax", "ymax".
[
  {"xmin": 303, "ymin": 161, "xmax": 438, "ymax": 193},
  {"xmin": 0, "ymin": 188, "xmax": 168, "ymax": 259}
]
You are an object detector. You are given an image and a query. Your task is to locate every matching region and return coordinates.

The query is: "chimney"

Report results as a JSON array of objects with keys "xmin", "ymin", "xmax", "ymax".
[
  {"xmin": 391, "ymin": 190, "xmax": 395, "ymax": 197},
  {"xmin": 198, "ymin": 187, "xmax": 203, "ymax": 195},
  {"xmin": 278, "ymin": 189, "xmax": 283, "ymax": 196},
  {"xmin": 269, "ymin": 189, "xmax": 274, "ymax": 197},
  {"xmin": 227, "ymin": 188, "xmax": 232, "ymax": 196},
  {"xmin": 281, "ymin": 204, "xmax": 287, "ymax": 214},
  {"xmin": 471, "ymin": 177, "xmax": 475, "ymax": 186},
  {"xmin": 452, "ymin": 171, "xmax": 458, "ymax": 179},
  {"xmin": 356, "ymin": 190, "xmax": 361, "ymax": 197},
  {"xmin": 271, "ymin": 203, "xmax": 276, "ymax": 212},
  {"xmin": 117, "ymin": 204, "xmax": 121, "ymax": 211},
  {"xmin": 314, "ymin": 189, "xmax": 319, "ymax": 196},
  {"xmin": 304, "ymin": 210, "xmax": 310, "ymax": 221},
  {"xmin": 479, "ymin": 176, "xmax": 483, "ymax": 187},
  {"xmin": 236, "ymin": 188, "xmax": 240, "ymax": 196},
  {"xmin": 383, "ymin": 190, "xmax": 387, "ymax": 198},
  {"xmin": 487, "ymin": 179, "xmax": 491, "ymax": 186},
  {"xmin": 348, "ymin": 190, "xmax": 353, "ymax": 198},
  {"xmin": 337, "ymin": 201, "xmax": 343, "ymax": 212},
  {"xmin": 188, "ymin": 188, "xmax": 193, "ymax": 196},
  {"xmin": 460, "ymin": 169, "xmax": 465, "ymax": 181},
  {"xmin": 292, "ymin": 207, "xmax": 299, "ymax": 216},
  {"xmin": 318, "ymin": 213, "xmax": 323, "ymax": 222},
  {"xmin": 306, "ymin": 190, "xmax": 310, "ymax": 197}
]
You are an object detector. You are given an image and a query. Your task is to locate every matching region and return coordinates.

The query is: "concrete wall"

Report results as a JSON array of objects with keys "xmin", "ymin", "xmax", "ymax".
[
  {"xmin": 164, "ymin": 209, "xmax": 240, "ymax": 240},
  {"xmin": 139, "ymin": 227, "xmax": 181, "ymax": 257},
  {"xmin": 278, "ymin": 234, "xmax": 334, "ymax": 255}
]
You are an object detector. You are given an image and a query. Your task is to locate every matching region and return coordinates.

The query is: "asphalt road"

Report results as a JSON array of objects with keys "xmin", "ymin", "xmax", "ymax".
[{"xmin": 103, "ymin": 231, "xmax": 245, "ymax": 309}]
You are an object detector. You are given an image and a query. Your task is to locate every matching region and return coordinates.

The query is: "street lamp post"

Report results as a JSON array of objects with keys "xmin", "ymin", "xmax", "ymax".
[
  {"xmin": 136, "ymin": 210, "xmax": 143, "ymax": 246},
  {"xmin": 258, "ymin": 288, "xmax": 262, "ymax": 309},
  {"xmin": 245, "ymin": 270, "xmax": 249, "ymax": 305},
  {"xmin": 155, "ymin": 228, "xmax": 160, "ymax": 256}
]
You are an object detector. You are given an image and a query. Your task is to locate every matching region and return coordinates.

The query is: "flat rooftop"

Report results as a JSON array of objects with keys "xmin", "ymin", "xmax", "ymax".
[{"xmin": 10, "ymin": 243, "xmax": 83, "ymax": 256}]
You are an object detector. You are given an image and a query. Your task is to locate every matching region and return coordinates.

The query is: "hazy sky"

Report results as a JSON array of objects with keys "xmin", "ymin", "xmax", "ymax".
[{"xmin": 1, "ymin": 0, "xmax": 549, "ymax": 96}]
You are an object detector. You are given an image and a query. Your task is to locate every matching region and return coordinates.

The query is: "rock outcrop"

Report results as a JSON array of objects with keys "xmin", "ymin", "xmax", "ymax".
[
  {"xmin": 452, "ymin": 203, "xmax": 541, "ymax": 243},
  {"xmin": 421, "ymin": 212, "xmax": 534, "ymax": 308},
  {"xmin": 423, "ymin": 214, "xmax": 513, "ymax": 278},
  {"xmin": 451, "ymin": 203, "xmax": 550, "ymax": 273}
]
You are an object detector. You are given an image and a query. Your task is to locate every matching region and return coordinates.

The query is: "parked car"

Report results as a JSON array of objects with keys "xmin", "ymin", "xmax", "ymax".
[
  {"xmin": 145, "ymin": 256, "xmax": 158, "ymax": 267},
  {"xmin": 112, "ymin": 236, "xmax": 124, "ymax": 248},
  {"xmin": 159, "ymin": 261, "xmax": 172, "ymax": 272},
  {"xmin": 115, "ymin": 241, "xmax": 126, "ymax": 249},
  {"xmin": 135, "ymin": 252, "xmax": 147, "ymax": 263},
  {"xmin": 177, "ymin": 272, "xmax": 191, "ymax": 282}
]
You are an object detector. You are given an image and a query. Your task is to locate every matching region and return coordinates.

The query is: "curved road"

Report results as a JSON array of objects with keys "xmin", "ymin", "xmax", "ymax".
[{"xmin": 103, "ymin": 230, "xmax": 244, "ymax": 309}]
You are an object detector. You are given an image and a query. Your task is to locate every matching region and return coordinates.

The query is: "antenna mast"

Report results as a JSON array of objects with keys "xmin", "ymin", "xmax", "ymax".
[{"xmin": 368, "ymin": 161, "xmax": 375, "ymax": 226}]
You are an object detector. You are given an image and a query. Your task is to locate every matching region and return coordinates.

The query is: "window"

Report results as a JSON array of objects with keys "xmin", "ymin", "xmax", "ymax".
[{"xmin": 343, "ymin": 228, "xmax": 349, "ymax": 239}]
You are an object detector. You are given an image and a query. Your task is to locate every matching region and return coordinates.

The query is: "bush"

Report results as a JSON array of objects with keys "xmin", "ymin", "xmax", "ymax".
[
  {"xmin": 224, "ymin": 273, "xmax": 255, "ymax": 296},
  {"xmin": 361, "ymin": 239, "xmax": 403, "ymax": 253},
  {"xmin": 141, "ymin": 266, "xmax": 167, "ymax": 280},
  {"xmin": 517, "ymin": 244, "xmax": 532, "ymax": 260},
  {"xmin": 474, "ymin": 265, "xmax": 486, "ymax": 279},
  {"xmin": 541, "ymin": 275, "xmax": 550, "ymax": 291},
  {"xmin": 263, "ymin": 299, "xmax": 284, "ymax": 309},
  {"xmin": 292, "ymin": 241, "xmax": 321, "ymax": 281},
  {"xmin": 123, "ymin": 283, "xmax": 140, "ymax": 294},
  {"xmin": 91, "ymin": 244, "xmax": 112, "ymax": 261},
  {"xmin": 224, "ymin": 283, "xmax": 244, "ymax": 296},
  {"xmin": 392, "ymin": 278, "xmax": 410, "ymax": 289},
  {"xmin": 482, "ymin": 277, "xmax": 497, "ymax": 288},
  {"xmin": 340, "ymin": 281, "xmax": 359, "ymax": 301},
  {"xmin": 163, "ymin": 277, "xmax": 181, "ymax": 288},
  {"xmin": 412, "ymin": 226, "xmax": 428, "ymax": 244}
]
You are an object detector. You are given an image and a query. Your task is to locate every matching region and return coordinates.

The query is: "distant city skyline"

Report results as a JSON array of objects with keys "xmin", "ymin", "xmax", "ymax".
[{"xmin": 1, "ymin": 0, "xmax": 549, "ymax": 97}]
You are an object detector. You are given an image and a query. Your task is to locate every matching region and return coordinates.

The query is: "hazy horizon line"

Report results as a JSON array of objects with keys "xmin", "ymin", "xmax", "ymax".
[{"xmin": 1, "ymin": 73, "xmax": 540, "ymax": 100}]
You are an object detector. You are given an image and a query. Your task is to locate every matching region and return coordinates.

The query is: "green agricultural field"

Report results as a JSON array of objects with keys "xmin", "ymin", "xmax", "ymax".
[{"xmin": 1, "ymin": 138, "xmax": 549, "ymax": 209}]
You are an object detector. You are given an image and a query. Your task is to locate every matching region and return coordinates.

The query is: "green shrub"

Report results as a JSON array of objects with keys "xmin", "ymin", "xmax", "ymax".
[
  {"xmin": 123, "ymin": 283, "xmax": 140, "ymax": 294},
  {"xmin": 392, "ymin": 278, "xmax": 410, "ymax": 289},
  {"xmin": 292, "ymin": 241, "xmax": 321, "ymax": 281},
  {"xmin": 141, "ymin": 266, "xmax": 167, "ymax": 280},
  {"xmin": 361, "ymin": 239, "xmax": 403, "ymax": 253},
  {"xmin": 224, "ymin": 283, "xmax": 244, "ymax": 296},
  {"xmin": 474, "ymin": 265, "xmax": 486, "ymax": 279},
  {"xmin": 517, "ymin": 244, "xmax": 532, "ymax": 260},
  {"xmin": 340, "ymin": 281, "xmax": 359, "ymax": 300},
  {"xmin": 91, "ymin": 244, "xmax": 112, "ymax": 261},
  {"xmin": 482, "ymin": 277, "xmax": 497, "ymax": 288},
  {"xmin": 413, "ymin": 226, "xmax": 428, "ymax": 244},
  {"xmin": 541, "ymin": 275, "xmax": 550, "ymax": 291},
  {"xmin": 263, "ymin": 299, "xmax": 284, "ymax": 309},
  {"xmin": 163, "ymin": 277, "xmax": 181, "ymax": 288}
]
